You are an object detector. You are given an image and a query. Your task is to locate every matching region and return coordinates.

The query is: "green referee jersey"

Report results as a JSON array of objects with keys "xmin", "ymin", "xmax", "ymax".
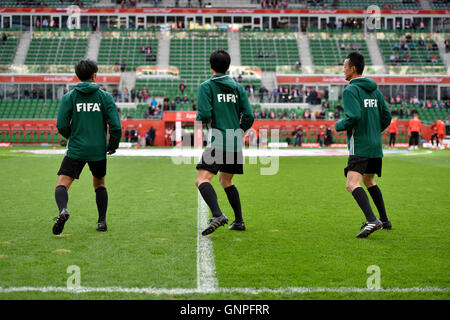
[
  {"xmin": 335, "ymin": 77, "xmax": 392, "ymax": 158},
  {"xmin": 196, "ymin": 74, "xmax": 254, "ymax": 152},
  {"xmin": 57, "ymin": 81, "xmax": 122, "ymax": 162}
]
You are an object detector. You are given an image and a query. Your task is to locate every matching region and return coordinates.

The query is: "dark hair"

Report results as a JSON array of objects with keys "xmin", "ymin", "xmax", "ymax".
[
  {"xmin": 209, "ymin": 50, "xmax": 230, "ymax": 74},
  {"xmin": 346, "ymin": 51, "xmax": 365, "ymax": 75},
  {"xmin": 75, "ymin": 59, "xmax": 98, "ymax": 81}
]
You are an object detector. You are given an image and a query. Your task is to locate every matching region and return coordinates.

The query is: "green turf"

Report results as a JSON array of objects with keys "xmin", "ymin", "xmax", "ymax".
[{"xmin": 0, "ymin": 147, "xmax": 449, "ymax": 300}]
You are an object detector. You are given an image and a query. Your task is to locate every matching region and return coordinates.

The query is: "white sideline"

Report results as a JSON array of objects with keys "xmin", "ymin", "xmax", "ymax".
[
  {"xmin": 0, "ymin": 286, "xmax": 448, "ymax": 295},
  {"xmin": 196, "ymin": 190, "xmax": 219, "ymax": 291}
]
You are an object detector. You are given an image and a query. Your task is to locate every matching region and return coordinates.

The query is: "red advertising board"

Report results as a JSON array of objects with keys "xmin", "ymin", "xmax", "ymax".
[
  {"xmin": 277, "ymin": 76, "xmax": 450, "ymax": 85},
  {"xmin": 0, "ymin": 7, "xmax": 448, "ymax": 15},
  {"xmin": 0, "ymin": 75, "xmax": 120, "ymax": 83}
]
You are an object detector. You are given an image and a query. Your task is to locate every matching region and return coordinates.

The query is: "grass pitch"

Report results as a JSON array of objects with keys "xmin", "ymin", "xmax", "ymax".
[{"xmin": 0, "ymin": 147, "xmax": 449, "ymax": 300}]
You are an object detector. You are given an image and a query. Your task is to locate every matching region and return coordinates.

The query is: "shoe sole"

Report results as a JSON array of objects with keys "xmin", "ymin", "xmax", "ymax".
[
  {"xmin": 96, "ymin": 226, "xmax": 107, "ymax": 232},
  {"xmin": 229, "ymin": 226, "xmax": 245, "ymax": 231},
  {"xmin": 356, "ymin": 224, "xmax": 382, "ymax": 238},
  {"xmin": 202, "ymin": 217, "xmax": 228, "ymax": 236},
  {"xmin": 52, "ymin": 213, "xmax": 69, "ymax": 235}
]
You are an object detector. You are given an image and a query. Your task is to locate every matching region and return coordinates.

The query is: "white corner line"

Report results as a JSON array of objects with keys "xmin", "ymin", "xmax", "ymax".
[{"xmin": 197, "ymin": 190, "xmax": 219, "ymax": 292}]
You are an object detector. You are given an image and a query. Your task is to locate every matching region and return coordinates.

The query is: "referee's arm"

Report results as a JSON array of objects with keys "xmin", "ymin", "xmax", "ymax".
[
  {"xmin": 335, "ymin": 89, "xmax": 361, "ymax": 132},
  {"xmin": 238, "ymin": 85, "xmax": 254, "ymax": 132},
  {"xmin": 56, "ymin": 94, "xmax": 72, "ymax": 139},
  {"xmin": 105, "ymin": 94, "xmax": 122, "ymax": 152},
  {"xmin": 378, "ymin": 93, "xmax": 392, "ymax": 132},
  {"xmin": 196, "ymin": 83, "xmax": 213, "ymax": 123}
]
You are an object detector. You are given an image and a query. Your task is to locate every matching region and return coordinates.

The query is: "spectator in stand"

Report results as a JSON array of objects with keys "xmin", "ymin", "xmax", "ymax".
[
  {"xmin": 399, "ymin": 106, "xmax": 405, "ymax": 118},
  {"xmin": 303, "ymin": 109, "xmax": 311, "ymax": 120},
  {"xmin": 171, "ymin": 100, "xmax": 177, "ymax": 111},
  {"xmin": 150, "ymin": 97, "xmax": 157, "ymax": 108},
  {"xmin": 272, "ymin": 87, "xmax": 278, "ymax": 103},
  {"xmin": 253, "ymin": 109, "xmax": 260, "ymax": 119},
  {"xmin": 408, "ymin": 114, "xmax": 422, "ymax": 150},
  {"xmin": 260, "ymin": 109, "xmax": 267, "ymax": 119},
  {"xmin": 391, "ymin": 107, "xmax": 399, "ymax": 116},
  {"xmin": 130, "ymin": 88, "xmax": 136, "ymax": 102},
  {"xmin": 137, "ymin": 88, "xmax": 143, "ymax": 103},
  {"xmin": 269, "ymin": 109, "xmax": 275, "ymax": 119},
  {"xmin": 388, "ymin": 116, "xmax": 398, "ymax": 148},
  {"xmin": 289, "ymin": 110, "xmax": 296, "ymax": 120},
  {"xmin": 143, "ymin": 88, "xmax": 149, "ymax": 102},
  {"xmin": 162, "ymin": 100, "xmax": 170, "ymax": 111},
  {"xmin": 179, "ymin": 82, "xmax": 186, "ymax": 94},
  {"xmin": 192, "ymin": 100, "xmax": 197, "ymax": 111},
  {"xmin": 2, "ymin": 33, "xmax": 7, "ymax": 45},
  {"xmin": 175, "ymin": 94, "xmax": 181, "ymax": 104},
  {"xmin": 181, "ymin": 95, "xmax": 189, "ymax": 105}
]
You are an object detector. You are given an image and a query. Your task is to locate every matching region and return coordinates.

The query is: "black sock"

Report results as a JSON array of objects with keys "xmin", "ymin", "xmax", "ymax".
[
  {"xmin": 95, "ymin": 187, "xmax": 108, "ymax": 223},
  {"xmin": 224, "ymin": 185, "xmax": 243, "ymax": 222},
  {"xmin": 367, "ymin": 185, "xmax": 388, "ymax": 222},
  {"xmin": 55, "ymin": 185, "xmax": 68, "ymax": 213},
  {"xmin": 352, "ymin": 187, "xmax": 378, "ymax": 223},
  {"xmin": 198, "ymin": 182, "xmax": 222, "ymax": 218}
]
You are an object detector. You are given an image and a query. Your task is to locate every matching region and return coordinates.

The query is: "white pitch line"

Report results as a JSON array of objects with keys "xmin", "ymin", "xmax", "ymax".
[
  {"xmin": 0, "ymin": 286, "xmax": 448, "ymax": 295},
  {"xmin": 197, "ymin": 190, "xmax": 219, "ymax": 292}
]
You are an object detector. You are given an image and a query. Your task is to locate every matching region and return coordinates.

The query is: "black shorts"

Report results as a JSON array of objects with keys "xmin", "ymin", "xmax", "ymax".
[
  {"xmin": 344, "ymin": 156, "xmax": 382, "ymax": 177},
  {"xmin": 57, "ymin": 156, "xmax": 107, "ymax": 180},
  {"xmin": 196, "ymin": 148, "xmax": 243, "ymax": 175}
]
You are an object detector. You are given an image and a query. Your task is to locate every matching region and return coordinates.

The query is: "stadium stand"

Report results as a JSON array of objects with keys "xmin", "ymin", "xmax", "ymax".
[
  {"xmin": 0, "ymin": 36, "xmax": 18, "ymax": 66},
  {"xmin": 310, "ymin": 39, "xmax": 372, "ymax": 66},
  {"xmin": 0, "ymin": 0, "xmax": 99, "ymax": 8},
  {"xmin": 240, "ymin": 32, "xmax": 300, "ymax": 71},
  {"xmin": 284, "ymin": 0, "xmax": 422, "ymax": 9},
  {"xmin": 98, "ymin": 37, "xmax": 158, "ymax": 71},
  {"xmin": 25, "ymin": 37, "xmax": 88, "ymax": 66}
]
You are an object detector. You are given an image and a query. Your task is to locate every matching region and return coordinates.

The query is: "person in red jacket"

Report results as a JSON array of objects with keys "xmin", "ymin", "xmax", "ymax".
[
  {"xmin": 437, "ymin": 119, "xmax": 446, "ymax": 149},
  {"xmin": 408, "ymin": 114, "xmax": 422, "ymax": 150},
  {"xmin": 388, "ymin": 116, "xmax": 398, "ymax": 148},
  {"xmin": 430, "ymin": 120, "xmax": 439, "ymax": 149}
]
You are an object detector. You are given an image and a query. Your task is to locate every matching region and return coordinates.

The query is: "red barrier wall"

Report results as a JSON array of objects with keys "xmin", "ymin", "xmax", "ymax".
[{"xmin": 0, "ymin": 119, "xmax": 432, "ymax": 145}]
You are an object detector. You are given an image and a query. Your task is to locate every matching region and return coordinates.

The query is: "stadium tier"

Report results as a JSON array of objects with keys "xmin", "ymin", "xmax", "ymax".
[
  {"xmin": 310, "ymin": 39, "xmax": 372, "ymax": 66},
  {"xmin": 170, "ymin": 36, "xmax": 228, "ymax": 83},
  {"xmin": 0, "ymin": 37, "xmax": 18, "ymax": 65},
  {"xmin": 240, "ymin": 37, "xmax": 300, "ymax": 71},
  {"xmin": 0, "ymin": 0, "xmax": 99, "ymax": 7},
  {"xmin": 287, "ymin": 0, "xmax": 422, "ymax": 9},
  {"xmin": 25, "ymin": 37, "xmax": 88, "ymax": 66},
  {"xmin": 98, "ymin": 37, "xmax": 158, "ymax": 71}
]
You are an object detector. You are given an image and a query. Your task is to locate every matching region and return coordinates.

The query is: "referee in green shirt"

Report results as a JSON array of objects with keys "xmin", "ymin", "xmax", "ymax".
[
  {"xmin": 335, "ymin": 52, "xmax": 392, "ymax": 238},
  {"xmin": 52, "ymin": 59, "xmax": 122, "ymax": 235},
  {"xmin": 195, "ymin": 50, "xmax": 254, "ymax": 236}
]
